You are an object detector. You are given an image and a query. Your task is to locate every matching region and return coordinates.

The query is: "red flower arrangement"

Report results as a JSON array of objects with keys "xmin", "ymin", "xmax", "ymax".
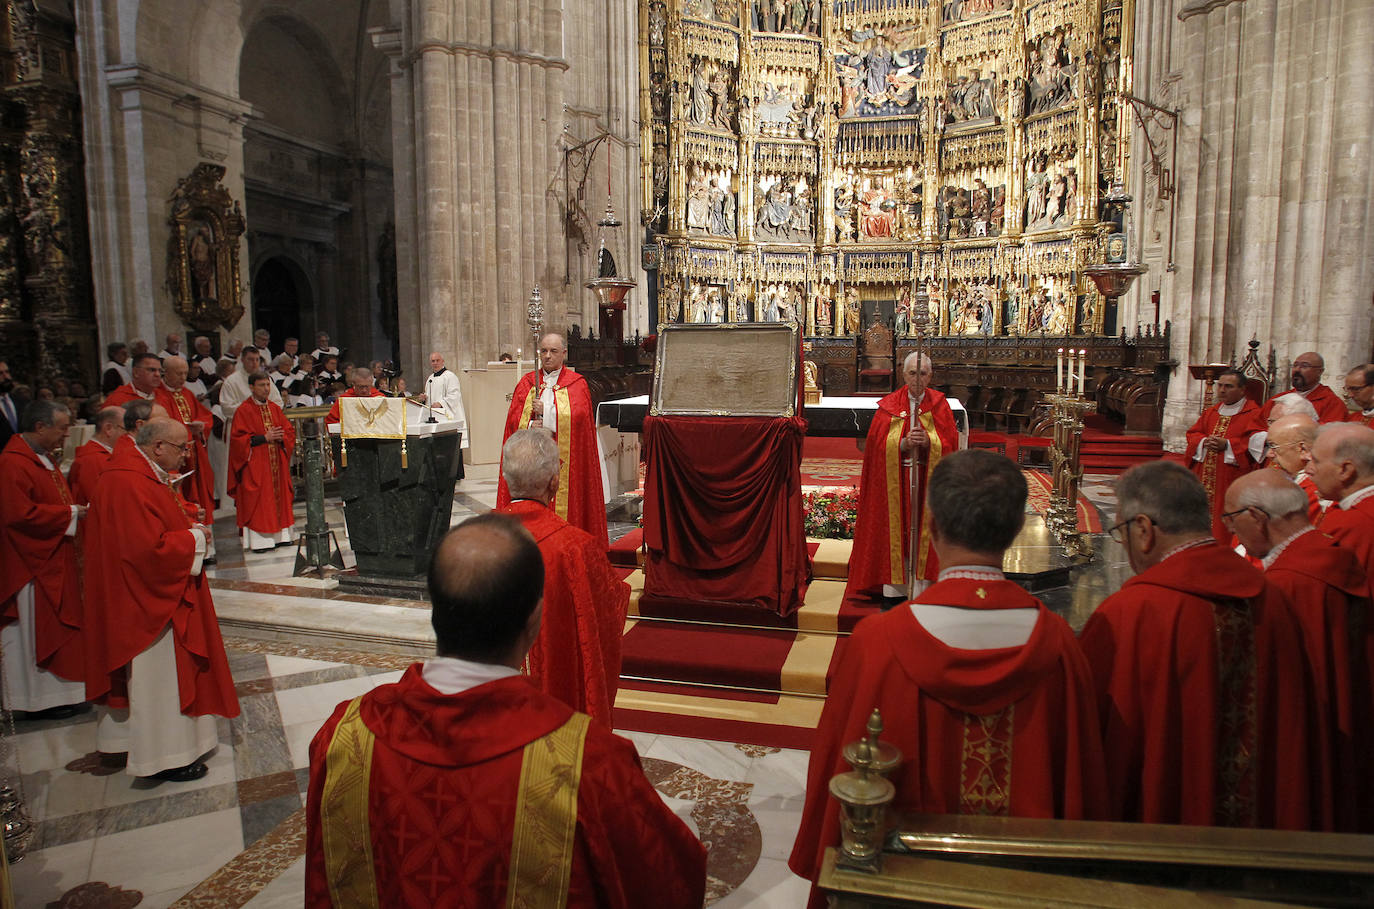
[{"xmin": 803, "ymin": 487, "xmax": 860, "ymax": 539}]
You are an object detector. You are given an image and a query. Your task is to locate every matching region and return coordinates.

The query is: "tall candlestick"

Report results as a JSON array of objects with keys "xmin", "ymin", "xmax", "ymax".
[
  {"xmin": 1078, "ymin": 349, "xmax": 1086, "ymax": 395},
  {"xmin": 1056, "ymin": 347, "xmax": 1064, "ymax": 392}
]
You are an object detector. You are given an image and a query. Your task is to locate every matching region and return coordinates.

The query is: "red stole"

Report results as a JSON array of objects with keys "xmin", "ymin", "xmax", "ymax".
[
  {"xmin": 1184, "ymin": 399, "xmax": 1260, "ymax": 541},
  {"xmin": 843, "ymin": 386, "xmax": 958, "ymax": 605},
  {"xmin": 496, "ymin": 367, "xmax": 606, "ymax": 545},
  {"xmin": 0, "ymin": 436, "xmax": 83, "ymax": 682},
  {"xmin": 498, "ymin": 500, "xmax": 630, "ymax": 726},
  {"xmin": 228, "ymin": 399, "xmax": 296, "ymax": 533}
]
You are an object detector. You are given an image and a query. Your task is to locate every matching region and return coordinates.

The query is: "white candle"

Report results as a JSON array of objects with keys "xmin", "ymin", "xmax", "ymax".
[
  {"xmin": 1057, "ymin": 348, "xmax": 1064, "ymax": 392},
  {"xmin": 1078, "ymin": 349, "xmax": 1087, "ymax": 395}
]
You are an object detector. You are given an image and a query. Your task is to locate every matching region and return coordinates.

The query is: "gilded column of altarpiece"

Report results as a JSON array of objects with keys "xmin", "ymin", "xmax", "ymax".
[{"xmin": 640, "ymin": 0, "xmax": 1132, "ymax": 343}]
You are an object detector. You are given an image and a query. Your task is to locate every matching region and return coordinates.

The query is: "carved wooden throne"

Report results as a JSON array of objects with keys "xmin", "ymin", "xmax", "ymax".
[{"xmin": 857, "ymin": 321, "xmax": 895, "ymax": 393}]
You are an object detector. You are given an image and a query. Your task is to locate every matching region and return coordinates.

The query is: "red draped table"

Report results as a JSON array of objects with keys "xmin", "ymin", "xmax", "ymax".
[{"xmin": 640, "ymin": 414, "xmax": 811, "ymax": 617}]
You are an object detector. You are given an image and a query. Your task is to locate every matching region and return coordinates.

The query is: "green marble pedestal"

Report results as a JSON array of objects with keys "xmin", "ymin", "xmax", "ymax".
[{"xmin": 330, "ymin": 429, "xmax": 462, "ymax": 588}]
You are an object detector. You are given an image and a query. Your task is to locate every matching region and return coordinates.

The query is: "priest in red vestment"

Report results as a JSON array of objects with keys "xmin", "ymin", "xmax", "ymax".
[
  {"xmin": 100, "ymin": 352, "xmax": 163, "ymax": 410},
  {"xmin": 229, "ymin": 373, "xmax": 296, "ymax": 552},
  {"xmin": 67, "ymin": 406, "xmax": 125, "ymax": 506},
  {"xmin": 155, "ymin": 356, "xmax": 216, "ymax": 521},
  {"xmin": 1225, "ymin": 469, "xmax": 1372, "ymax": 832},
  {"xmin": 1343, "ymin": 364, "xmax": 1374, "ymax": 428},
  {"xmin": 793, "ymin": 451, "xmax": 1107, "ymax": 903},
  {"xmin": 83, "ymin": 418, "xmax": 239, "ymax": 781},
  {"xmin": 496, "ymin": 428, "xmax": 629, "ymax": 726},
  {"xmin": 844, "ymin": 352, "xmax": 959, "ymax": 607},
  {"xmin": 1081, "ymin": 461, "xmax": 1311, "ymax": 829},
  {"xmin": 324, "ymin": 367, "xmax": 386, "ymax": 424},
  {"xmin": 0, "ymin": 401, "xmax": 87, "ymax": 715},
  {"xmin": 1259, "ymin": 352, "xmax": 1350, "ymax": 425},
  {"xmin": 305, "ymin": 514, "xmax": 705, "ymax": 908},
  {"xmin": 1312, "ymin": 423, "xmax": 1374, "ymax": 583},
  {"xmin": 1265, "ymin": 415, "xmax": 1325, "ymax": 521},
  {"xmin": 1185, "ymin": 368, "xmax": 1261, "ymax": 541},
  {"xmin": 496, "ymin": 332, "xmax": 607, "ymax": 544}
]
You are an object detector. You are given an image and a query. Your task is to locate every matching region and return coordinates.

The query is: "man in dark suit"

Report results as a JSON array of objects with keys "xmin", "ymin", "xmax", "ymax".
[{"xmin": 0, "ymin": 361, "xmax": 27, "ymax": 451}]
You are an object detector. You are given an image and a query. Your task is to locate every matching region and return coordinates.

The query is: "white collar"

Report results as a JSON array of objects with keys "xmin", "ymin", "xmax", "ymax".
[
  {"xmin": 937, "ymin": 564, "xmax": 1005, "ymax": 582},
  {"xmin": 421, "ymin": 655, "xmax": 520, "ymax": 695},
  {"xmin": 134, "ymin": 441, "xmax": 175, "ymax": 485},
  {"xmin": 95, "ymin": 438, "xmax": 114, "ymax": 453},
  {"xmin": 543, "ymin": 368, "xmax": 561, "ymax": 382},
  {"xmin": 1217, "ymin": 399, "xmax": 1245, "ymax": 416},
  {"xmin": 1339, "ymin": 484, "xmax": 1374, "ymax": 511},
  {"xmin": 1157, "ymin": 537, "xmax": 1214, "ymax": 564},
  {"xmin": 1261, "ymin": 527, "xmax": 1313, "ymax": 569}
]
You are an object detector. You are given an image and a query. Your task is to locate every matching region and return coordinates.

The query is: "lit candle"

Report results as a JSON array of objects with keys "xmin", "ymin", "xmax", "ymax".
[
  {"xmin": 1078, "ymin": 349, "xmax": 1087, "ymax": 395},
  {"xmin": 1056, "ymin": 347, "xmax": 1064, "ymax": 392}
]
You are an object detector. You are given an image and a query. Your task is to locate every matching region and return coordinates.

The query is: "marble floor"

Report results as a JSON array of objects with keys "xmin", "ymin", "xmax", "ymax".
[{"xmin": 5, "ymin": 462, "xmax": 1130, "ymax": 908}]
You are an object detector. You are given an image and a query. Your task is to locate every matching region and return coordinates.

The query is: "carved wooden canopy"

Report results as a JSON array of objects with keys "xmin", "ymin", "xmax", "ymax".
[{"xmin": 166, "ymin": 162, "xmax": 246, "ymax": 331}]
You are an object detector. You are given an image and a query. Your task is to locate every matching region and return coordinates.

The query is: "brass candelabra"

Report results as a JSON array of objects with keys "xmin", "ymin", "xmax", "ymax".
[{"xmin": 1045, "ymin": 391, "xmax": 1095, "ymax": 559}]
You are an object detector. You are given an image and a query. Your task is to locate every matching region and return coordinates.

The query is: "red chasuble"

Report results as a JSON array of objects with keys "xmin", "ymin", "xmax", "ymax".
[
  {"xmin": 497, "ymin": 367, "xmax": 607, "ymax": 544},
  {"xmin": 844, "ymin": 386, "xmax": 958, "ymax": 605},
  {"xmin": 1347, "ymin": 411, "xmax": 1374, "ymax": 428},
  {"xmin": 1184, "ymin": 399, "xmax": 1260, "ymax": 541},
  {"xmin": 1079, "ymin": 542, "xmax": 1311, "ymax": 829},
  {"xmin": 99, "ymin": 383, "xmax": 155, "ymax": 411},
  {"xmin": 498, "ymin": 500, "xmax": 629, "ymax": 727},
  {"xmin": 81, "ymin": 441, "xmax": 238, "ymax": 718},
  {"xmin": 0, "ymin": 437, "xmax": 83, "ymax": 682},
  {"xmin": 1259, "ymin": 384, "xmax": 1350, "ymax": 424},
  {"xmin": 228, "ymin": 399, "xmax": 296, "ymax": 534},
  {"xmin": 155, "ymin": 385, "xmax": 216, "ymax": 516},
  {"xmin": 324, "ymin": 386, "xmax": 386, "ymax": 424},
  {"xmin": 67, "ymin": 439, "xmax": 112, "ymax": 506},
  {"xmin": 791, "ymin": 579, "xmax": 1107, "ymax": 895},
  {"xmin": 1319, "ymin": 495, "xmax": 1374, "ymax": 591},
  {"xmin": 304, "ymin": 669, "xmax": 706, "ymax": 908},
  {"xmin": 1264, "ymin": 530, "xmax": 1372, "ymax": 832}
]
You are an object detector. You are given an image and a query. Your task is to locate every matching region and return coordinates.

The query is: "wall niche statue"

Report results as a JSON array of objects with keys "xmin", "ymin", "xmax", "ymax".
[{"xmin": 166, "ymin": 163, "xmax": 246, "ymax": 331}]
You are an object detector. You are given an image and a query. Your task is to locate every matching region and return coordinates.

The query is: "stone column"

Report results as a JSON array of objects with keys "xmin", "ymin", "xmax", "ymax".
[
  {"xmin": 376, "ymin": 0, "xmax": 569, "ymax": 370},
  {"xmin": 1125, "ymin": 0, "xmax": 1374, "ymax": 446}
]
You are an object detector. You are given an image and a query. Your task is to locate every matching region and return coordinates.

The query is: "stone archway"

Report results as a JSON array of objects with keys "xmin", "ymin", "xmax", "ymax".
[{"xmin": 251, "ymin": 255, "xmax": 314, "ymax": 355}]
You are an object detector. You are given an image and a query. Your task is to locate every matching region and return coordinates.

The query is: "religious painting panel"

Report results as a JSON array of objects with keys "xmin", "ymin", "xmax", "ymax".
[
  {"xmin": 651, "ymin": 322, "xmax": 800, "ymax": 417},
  {"xmin": 166, "ymin": 163, "xmax": 247, "ymax": 332}
]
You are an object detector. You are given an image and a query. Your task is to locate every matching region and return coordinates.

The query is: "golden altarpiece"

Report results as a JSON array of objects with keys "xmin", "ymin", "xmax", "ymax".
[{"xmin": 639, "ymin": 0, "xmax": 1139, "ymax": 396}]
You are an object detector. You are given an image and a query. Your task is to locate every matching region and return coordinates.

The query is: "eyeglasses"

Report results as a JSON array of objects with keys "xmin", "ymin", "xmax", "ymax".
[
  {"xmin": 1344, "ymin": 384, "xmax": 1368, "ymax": 395},
  {"xmin": 1108, "ymin": 514, "xmax": 1154, "ymax": 544},
  {"xmin": 155, "ymin": 440, "xmax": 193, "ymax": 453},
  {"xmin": 1221, "ymin": 506, "xmax": 1263, "ymax": 527},
  {"xmin": 136, "ymin": 366, "xmax": 164, "ymax": 375},
  {"xmin": 1263, "ymin": 440, "xmax": 1304, "ymax": 453},
  {"xmin": 1292, "ymin": 361, "xmax": 1320, "ymax": 370}
]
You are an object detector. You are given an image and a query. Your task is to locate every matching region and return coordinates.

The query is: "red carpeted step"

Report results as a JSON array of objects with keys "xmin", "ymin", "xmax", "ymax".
[
  {"xmin": 608, "ymin": 527, "xmax": 642, "ymax": 567},
  {"xmin": 620, "ymin": 622, "xmax": 796, "ymax": 691},
  {"xmin": 618, "ymin": 678, "xmax": 779, "ymax": 704},
  {"xmin": 612, "ymin": 706, "xmax": 815, "ymax": 751}
]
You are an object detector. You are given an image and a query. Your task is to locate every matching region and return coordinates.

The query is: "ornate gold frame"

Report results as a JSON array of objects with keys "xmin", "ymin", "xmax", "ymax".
[{"xmin": 166, "ymin": 162, "xmax": 246, "ymax": 331}]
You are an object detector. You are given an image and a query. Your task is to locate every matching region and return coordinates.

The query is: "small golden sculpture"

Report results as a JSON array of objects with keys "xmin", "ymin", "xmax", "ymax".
[{"xmin": 829, "ymin": 709, "xmax": 902, "ymax": 870}]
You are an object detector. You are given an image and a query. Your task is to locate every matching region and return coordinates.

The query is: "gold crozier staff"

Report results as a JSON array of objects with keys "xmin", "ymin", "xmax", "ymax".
[{"xmin": 906, "ymin": 328, "xmax": 927, "ymax": 600}]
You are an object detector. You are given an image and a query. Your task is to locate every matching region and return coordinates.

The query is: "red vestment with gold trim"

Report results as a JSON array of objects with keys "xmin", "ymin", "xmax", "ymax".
[
  {"xmin": 1264, "ymin": 530, "xmax": 1372, "ymax": 832},
  {"xmin": 67, "ymin": 438, "xmax": 112, "ymax": 506},
  {"xmin": 304, "ymin": 668, "xmax": 706, "ymax": 908},
  {"xmin": 1079, "ymin": 541, "xmax": 1311, "ymax": 828},
  {"xmin": 497, "ymin": 367, "xmax": 606, "ymax": 544},
  {"xmin": 497, "ymin": 500, "xmax": 629, "ymax": 727},
  {"xmin": 81, "ymin": 440, "xmax": 238, "ymax": 717},
  {"xmin": 155, "ymin": 385, "xmax": 216, "ymax": 516},
  {"xmin": 790, "ymin": 578, "xmax": 1108, "ymax": 898},
  {"xmin": 844, "ymin": 386, "xmax": 958, "ymax": 605},
  {"xmin": 0, "ymin": 436, "xmax": 83, "ymax": 682},
  {"xmin": 228, "ymin": 399, "xmax": 295, "ymax": 534},
  {"xmin": 1184, "ymin": 399, "xmax": 1260, "ymax": 541}
]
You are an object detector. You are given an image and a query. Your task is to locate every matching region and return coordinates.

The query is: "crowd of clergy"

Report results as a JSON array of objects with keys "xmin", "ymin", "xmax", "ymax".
[{"xmin": 2, "ymin": 339, "xmax": 1372, "ymax": 904}]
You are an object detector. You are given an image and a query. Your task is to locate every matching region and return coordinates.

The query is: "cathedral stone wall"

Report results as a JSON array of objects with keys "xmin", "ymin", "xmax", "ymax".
[{"xmin": 1123, "ymin": 0, "xmax": 1374, "ymax": 445}]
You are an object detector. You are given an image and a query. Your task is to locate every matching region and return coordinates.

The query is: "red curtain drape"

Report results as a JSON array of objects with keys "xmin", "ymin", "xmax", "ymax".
[{"xmin": 641, "ymin": 414, "xmax": 811, "ymax": 616}]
